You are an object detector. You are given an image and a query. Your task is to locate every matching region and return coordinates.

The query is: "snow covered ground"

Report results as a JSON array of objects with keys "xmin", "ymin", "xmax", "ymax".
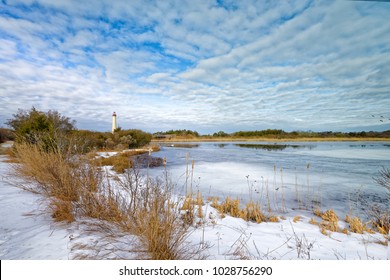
[
  {"xmin": 0, "ymin": 147, "xmax": 389, "ymax": 260},
  {"xmin": 0, "ymin": 155, "xmax": 70, "ymax": 259}
]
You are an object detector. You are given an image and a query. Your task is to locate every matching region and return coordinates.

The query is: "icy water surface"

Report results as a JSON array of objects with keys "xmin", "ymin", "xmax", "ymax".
[{"xmin": 148, "ymin": 141, "xmax": 390, "ymax": 217}]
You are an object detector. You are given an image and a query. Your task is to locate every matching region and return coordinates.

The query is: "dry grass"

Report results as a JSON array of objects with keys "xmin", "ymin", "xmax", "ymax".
[
  {"xmin": 219, "ymin": 197, "xmax": 241, "ymax": 218},
  {"xmin": 12, "ymin": 143, "xmax": 79, "ymax": 202},
  {"xmin": 196, "ymin": 190, "xmax": 204, "ymax": 219},
  {"xmin": 309, "ymin": 218, "xmax": 317, "ymax": 225},
  {"xmin": 134, "ymin": 202, "xmax": 190, "ymax": 259},
  {"xmin": 320, "ymin": 209, "xmax": 339, "ymax": 233},
  {"xmin": 369, "ymin": 208, "xmax": 389, "ymax": 235},
  {"xmin": 50, "ymin": 199, "xmax": 75, "ymax": 223},
  {"xmin": 0, "ymin": 146, "xmax": 19, "ymax": 163},
  {"xmin": 242, "ymin": 201, "xmax": 266, "ymax": 223},
  {"xmin": 293, "ymin": 216, "xmax": 301, "ymax": 223},
  {"xmin": 268, "ymin": 215, "xmax": 279, "ymax": 223},
  {"xmin": 211, "ymin": 196, "xmax": 277, "ymax": 224},
  {"xmin": 314, "ymin": 207, "xmax": 322, "ymax": 218},
  {"xmin": 94, "ymin": 153, "xmax": 133, "ymax": 173},
  {"xmin": 345, "ymin": 215, "xmax": 363, "ymax": 234}
]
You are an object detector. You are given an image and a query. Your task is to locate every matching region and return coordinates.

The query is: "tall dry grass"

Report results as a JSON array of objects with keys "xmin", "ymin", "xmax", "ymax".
[{"xmin": 12, "ymin": 142, "xmax": 79, "ymax": 201}]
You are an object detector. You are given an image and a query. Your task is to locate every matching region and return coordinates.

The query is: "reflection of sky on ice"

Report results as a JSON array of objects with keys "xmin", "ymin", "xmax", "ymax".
[{"xmin": 148, "ymin": 142, "xmax": 390, "ymax": 217}]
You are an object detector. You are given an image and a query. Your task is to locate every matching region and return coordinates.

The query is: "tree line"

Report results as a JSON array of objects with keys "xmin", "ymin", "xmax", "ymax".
[{"xmin": 153, "ymin": 129, "xmax": 390, "ymax": 139}]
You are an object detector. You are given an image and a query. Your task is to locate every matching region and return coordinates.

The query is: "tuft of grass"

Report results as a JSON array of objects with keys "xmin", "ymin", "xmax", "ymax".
[
  {"xmin": 50, "ymin": 199, "xmax": 75, "ymax": 223},
  {"xmin": 309, "ymin": 217, "xmax": 317, "ymax": 225},
  {"xmin": 320, "ymin": 228, "xmax": 329, "ymax": 236},
  {"xmin": 347, "ymin": 216, "xmax": 364, "ymax": 234},
  {"xmin": 320, "ymin": 209, "xmax": 339, "ymax": 233},
  {"xmin": 293, "ymin": 216, "xmax": 301, "ymax": 223},
  {"xmin": 314, "ymin": 207, "xmax": 322, "ymax": 218},
  {"xmin": 345, "ymin": 215, "xmax": 375, "ymax": 234},
  {"xmin": 130, "ymin": 178, "xmax": 197, "ymax": 260},
  {"xmin": 211, "ymin": 196, "xmax": 274, "ymax": 224},
  {"xmin": 241, "ymin": 201, "xmax": 265, "ymax": 223},
  {"xmin": 369, "ymin": 207, "xmax": 389, "ymax": 235},
  {"xmin": 219, "ymin": 197, "xmax": 241, "ymax": 218},
  {"xmin": 268, "ymin": 215, "xmax": 279, "ymax": 223}
]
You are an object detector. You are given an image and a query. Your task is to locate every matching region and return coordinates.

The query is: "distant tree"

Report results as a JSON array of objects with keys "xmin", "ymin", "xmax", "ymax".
[
  {"xmin": 213, "ymin": 131, "xmax": 229, "ymax": 137},
  {"xmin": 163, "ymin": 129, "xmax": 199, "ymax": 137}
]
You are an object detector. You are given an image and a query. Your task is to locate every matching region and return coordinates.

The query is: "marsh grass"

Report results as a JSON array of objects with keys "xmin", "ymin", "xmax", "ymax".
[
  {"xmin": 94, "ymin": 152, "xmax": 133, "ymax": 173},
  {"xmin": 211, "ymin": 196, "xmax": 281, "ymax": 224},
  {"xmin": 345, "ymin": 215, "xmax": 374, "ymax": 234},
  {"xmin": 368, "ymin": 207, "xmax": 390, "ymax": 235},
  {"xmin": 12, "ymin": 142, "xmax": 80, "ymax": 202},
  {"xmin": 319, "ymin": 209, "xmax": 339, "ymax": 234}
]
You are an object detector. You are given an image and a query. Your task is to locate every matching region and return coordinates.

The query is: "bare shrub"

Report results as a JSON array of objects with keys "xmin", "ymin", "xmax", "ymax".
[
  {"xmin": 368, "ymin": 207, "xmax": 389, "ymax": 235},
  {"xmin": 374, "ymin": 167, "xmax": 390, "ymax": 192}
]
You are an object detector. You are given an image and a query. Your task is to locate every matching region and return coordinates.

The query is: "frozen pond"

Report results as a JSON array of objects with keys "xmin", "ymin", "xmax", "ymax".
[{"xmin": 148, "ymin": 141, "xmax": 390, "ymax": 218}]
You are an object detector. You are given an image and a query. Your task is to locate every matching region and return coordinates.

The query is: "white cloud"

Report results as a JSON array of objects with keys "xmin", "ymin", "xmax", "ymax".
[{"xmin": 0, "ymin": 0, "xmax": 389, "ymax": 133}]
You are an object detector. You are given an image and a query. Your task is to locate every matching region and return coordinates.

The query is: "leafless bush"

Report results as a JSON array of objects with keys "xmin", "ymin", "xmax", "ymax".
[{"xmin": 374, "ymin": 167, "xmax": 390, "ymax": 192}]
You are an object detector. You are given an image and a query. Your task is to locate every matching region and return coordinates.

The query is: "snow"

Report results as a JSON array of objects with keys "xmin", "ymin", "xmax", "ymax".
[
  {"xmin": 188, "ymin": 205, "xmax": 388, "ymax": 260},
  {"xmin": 96, "ymin": 151, "xmax": 118, "ymax": 158},
  {"xmin": 0, "ymin": 155, "xmax": 70, "ymax": 259},
  {"xmin": 0, "ymin": 148, "xmax": 388, "ymax": 260}
]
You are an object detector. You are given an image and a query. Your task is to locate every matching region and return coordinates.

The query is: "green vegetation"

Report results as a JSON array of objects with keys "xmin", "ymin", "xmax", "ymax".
[
  {"xmin": 154, "ymin": 129, "xmax": 200, "ymax": 138},
  {"xmin": 232, "ymin": 129, "xmax": 285, "ymax": 138},
  {"xmin": 6, "ymin": 107, "xmax": 75, "ymax": 152},
  {"xmin": 153, "ymin": 128, "xmax": 390, "ymax": 141}
]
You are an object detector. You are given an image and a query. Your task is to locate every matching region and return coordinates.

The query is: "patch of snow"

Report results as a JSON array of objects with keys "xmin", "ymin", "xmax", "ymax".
[
  {"xmin": 0, "ymin": 156, "xmax": 71, "ymax": 259},
  {"xmin": 96, "ymin": 152, "xmax": 118, "ymax": 158}
]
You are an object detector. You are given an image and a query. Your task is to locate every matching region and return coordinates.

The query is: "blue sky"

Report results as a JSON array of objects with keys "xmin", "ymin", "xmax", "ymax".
[{"xmin": 0, "ymin": 0, "xmax": 389, "ymax": 134}]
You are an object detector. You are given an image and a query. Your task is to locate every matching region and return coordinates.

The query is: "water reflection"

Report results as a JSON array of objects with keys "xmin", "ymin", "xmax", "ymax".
[
  {"xmin": 234, "ymin": 143, "xmax": 314, "ymax": 151},
  {"xmin": 160, "ymin": 143, "xmax": 199, "ymax": 148}
]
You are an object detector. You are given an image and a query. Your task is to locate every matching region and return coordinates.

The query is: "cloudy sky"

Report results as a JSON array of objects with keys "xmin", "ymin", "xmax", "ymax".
[{"xmin": 0, "ymin": 0, "xmax": 389, "ymax": 134}]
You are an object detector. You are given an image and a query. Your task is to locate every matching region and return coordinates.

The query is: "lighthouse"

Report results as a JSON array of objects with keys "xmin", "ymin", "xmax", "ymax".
[{"xmin": 112, "ymin": 112, "xmax": 117, "ymax": 133}]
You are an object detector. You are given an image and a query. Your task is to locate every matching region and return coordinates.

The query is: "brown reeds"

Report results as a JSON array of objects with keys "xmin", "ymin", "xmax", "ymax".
[
  {"xmin": 319, "ymin": 209, "xmax": 339, "ymax": 235},
  {"xmin": 12, "ymin": 142, "xmax": 79, "ymax": 201}
]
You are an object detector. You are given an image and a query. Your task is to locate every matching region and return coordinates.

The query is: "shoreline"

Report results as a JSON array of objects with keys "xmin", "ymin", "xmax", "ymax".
[{"xmin": 152, "ymin": 137, "xmax": 390, "ymax": 143}]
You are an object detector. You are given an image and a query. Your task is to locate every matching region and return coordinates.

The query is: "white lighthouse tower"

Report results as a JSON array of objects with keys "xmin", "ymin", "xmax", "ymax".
[{"xmin": 112, "ymin": 112, "xmax": 117, "ymax": 133}]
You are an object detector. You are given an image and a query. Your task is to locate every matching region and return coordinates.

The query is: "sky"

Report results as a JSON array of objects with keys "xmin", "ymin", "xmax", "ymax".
[{"xmin": 0, "ymin": 0, "xmax": 390, "ymax": 134}]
